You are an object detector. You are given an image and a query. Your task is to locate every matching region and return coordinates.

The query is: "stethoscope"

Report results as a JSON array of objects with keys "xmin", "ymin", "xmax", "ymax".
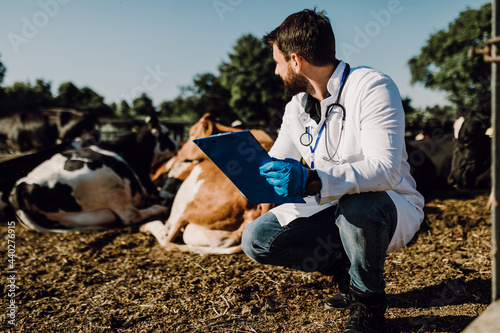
[{"xmin": 300, "ymin": 63, "xmax": 350, "ymax": 168}]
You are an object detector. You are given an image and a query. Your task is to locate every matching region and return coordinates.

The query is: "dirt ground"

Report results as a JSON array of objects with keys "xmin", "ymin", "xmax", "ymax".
[{"xmin": 0, "ymin": 189, "xmax": 493, "ymax": 333}]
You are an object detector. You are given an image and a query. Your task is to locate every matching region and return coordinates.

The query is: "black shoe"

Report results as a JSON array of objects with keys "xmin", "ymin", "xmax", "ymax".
[
  {"xmin": 324, "ymin": 258, "xmax": 351, "ymax": 310},
  {"xmin": 343, "ymin": 286, "xmax": 387, "ymax": 333},
  {"xmin": 325, "ymin": 290, "xmax": 352, "ymax": 309}
]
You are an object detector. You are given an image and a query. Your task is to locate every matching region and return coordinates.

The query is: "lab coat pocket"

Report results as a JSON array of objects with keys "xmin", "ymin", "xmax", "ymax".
[{"xmin": 339, "ymin": 115, "xmax": 362, "ymax": 162}]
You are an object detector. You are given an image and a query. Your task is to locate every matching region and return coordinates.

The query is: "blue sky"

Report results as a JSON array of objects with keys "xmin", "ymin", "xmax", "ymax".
[{"xmin": 0, "ymin": 0, "xmax": 491, "ymax": 110}]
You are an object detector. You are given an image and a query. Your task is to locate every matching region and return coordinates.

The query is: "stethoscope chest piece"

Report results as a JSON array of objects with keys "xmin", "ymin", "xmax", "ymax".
[{"xmin": 300, "ymin": 129, "xmax": 313, "ymax": 146}]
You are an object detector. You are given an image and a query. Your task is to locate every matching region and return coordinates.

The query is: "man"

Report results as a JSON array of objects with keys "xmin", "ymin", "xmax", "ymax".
[{"xmin": 241, "ymin": 8, "xmax": 424, "ymax": 333}]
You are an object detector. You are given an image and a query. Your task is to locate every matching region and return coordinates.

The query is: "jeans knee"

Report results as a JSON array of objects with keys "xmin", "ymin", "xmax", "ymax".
[
  {"xmin": 336, "ymin": 192, "xmax": 396, "ymax": 231},
  {"xmin": 241, "ymin": 221, "xmax": 265, "ymax": 262},
  {"xmin": 338, "ymin": 193, "xmax": 372, "ymax": 221}
]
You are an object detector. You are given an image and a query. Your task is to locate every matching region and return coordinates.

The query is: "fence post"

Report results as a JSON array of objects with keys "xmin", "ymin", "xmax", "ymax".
[{"xmin": 492, "ymin": 0, "xmax": 500, "ymax": 302}]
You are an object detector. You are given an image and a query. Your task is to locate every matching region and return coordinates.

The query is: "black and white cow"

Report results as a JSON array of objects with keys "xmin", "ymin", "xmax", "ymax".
[
  {"xmin": 0, "ymin": 142, "xmax": 77, "ymax": 221},
  {"xmin": 8, "ymin": 117, "xmax": 178, "ymax": 233},
  {"xmin": 448, "ymin": 113, "xmax": 492, "ymax": 190},
  {"xmin": 406, "ymin": 129, "xmax": 456, "ymax": 197},
  {"xmin": 0, "ymin": 109, "xmax": 97, "ymax": 154}
]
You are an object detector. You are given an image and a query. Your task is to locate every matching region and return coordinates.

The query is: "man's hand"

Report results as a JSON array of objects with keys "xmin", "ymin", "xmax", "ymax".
[{"xmin": 259, "ymin": 158, "xmax": 308, "ymax": 197}]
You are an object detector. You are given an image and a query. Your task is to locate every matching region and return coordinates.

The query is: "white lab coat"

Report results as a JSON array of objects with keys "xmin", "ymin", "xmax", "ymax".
[{"xmin": 268, "ymin": 61, "xmax": 425, "ymax": 253}]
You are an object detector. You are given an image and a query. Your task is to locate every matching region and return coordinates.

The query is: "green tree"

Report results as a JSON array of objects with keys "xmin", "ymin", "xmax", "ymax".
[
  {"xmin": 218, "ymin": 34, "xmax": 288, "ymax": 126},
  {"xmin": 159, "ymin": 95, "xmax": 198, "ymax": 121},
  {"xmin": 116, "ymin": 100, "xmax": 131, "ymax": 118},
  {"xmin": 2, "ymin": 79, "xmax": 54, "ymax": 115},
  {"xmin": 408, "ymin": 3, "xmax": 491, "ymax": 114},
  {"xmin": 132, "ymin": 93, "xmax": 156, "ymax": 118},
  {"xmin": 159, "ymin": 73, "xmax": 235, "ymax": 123},
  {"xmin": 109, "ymin": 102, "xmax": 117, "ymax": 114},
  {"xmin": 0, "ymin": 54, "xmax": 6, "ymax": 113},
  {"xmin": 0, "ymin": 53, "xmax": 5, "ymax": 86},
  {"xmin": 56, "ymin": 81, "xmax": 112, "ymax": 116},
  {"xmin": 57, "ymin": 82, "xmax": 81, "ymax": 107}
]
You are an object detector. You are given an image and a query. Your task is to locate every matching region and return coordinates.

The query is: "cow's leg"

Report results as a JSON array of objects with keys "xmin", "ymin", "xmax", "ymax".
[
  {"xmin": 165, "ymin": 242, "xmax": 243, "ymax": 254},
  {"xmin": 140, "ymin": 220, "xmax": 169, "ymax": 244},
  {"xmin": 182, "ymin": 223, "xmax": 245, "ymax": 248},
  {"xmin": 179, "ymin": 204, "xmax": 271, "ymax": 254},
  {"xmin": 112, "ymin": 204, "xmax": 169, "ymax": 226},
  {"xmin": 35, "ymin": 205, "xmax": 166, "ymax": 230},
  {"xmin": 157, "ymin": 163, "xmax": 202, "ymax": 244},
  {"xmin": 46, "ymin": 209, "xmax": 117, "ymax": 228}
]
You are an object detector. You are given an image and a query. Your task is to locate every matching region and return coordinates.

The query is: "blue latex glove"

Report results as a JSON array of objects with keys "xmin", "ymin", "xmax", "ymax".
[{"xmin": 259, "ymin": 157, "xmax": 308, "ymax": 197}]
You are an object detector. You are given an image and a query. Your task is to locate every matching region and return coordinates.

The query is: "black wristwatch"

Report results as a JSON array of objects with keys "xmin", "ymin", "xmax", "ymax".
[{"xmin": 303, "ymin": 169, "xmax": 322, "ymax": 197}]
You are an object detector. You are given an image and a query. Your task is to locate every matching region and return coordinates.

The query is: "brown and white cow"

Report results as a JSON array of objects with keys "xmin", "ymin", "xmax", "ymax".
[
  {"xmin": 141, "ymin": 113, "xmax": 275, "ymax": 254},
  {"xmin": 9, "ymin": 117, "xmax": 178, "ymax": 233}
]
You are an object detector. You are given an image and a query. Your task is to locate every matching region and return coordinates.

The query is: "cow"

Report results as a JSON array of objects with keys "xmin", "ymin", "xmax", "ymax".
[
  {"xmin": 405, "ymin": 140, "xmax": 438, "ymax": 198},
  {"xmin": 406, "ymin": 130, "xmax": 456, "ymax": 196},
  {"xmin": 46, "ymin": 108, "xmax": 99, "ymax": 145},
  {"xmin": 150, "ymin": 113, "xmax": 275, "ymax": 205},
  {"xmin": 0, "ymin": 142, "xmax": 79, "ymax": 222},
  {"xmin": 8, "ymin": 116, "xmax": 178, "ymax": 233},
  {"xmin": 0, "ymin": 112, "xmax": 58, "ymax": 153},
  {"xmin": 448, "ymin": 113, "xmax": 492, "ymax": 190},
  {"xmin": 0, "ymin": 109, "xmax": 97, "ymax": 154},
  {"xmin": 141, "ymin": 113, "xmax": 275, "ymax": 254}
]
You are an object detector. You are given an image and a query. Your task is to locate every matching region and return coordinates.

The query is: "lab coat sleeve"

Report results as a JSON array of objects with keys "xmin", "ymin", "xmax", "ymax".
[
  {"xmin": 318, "ymin": 73, "xmax": 406, "ymax": 205},
  {"xmin": 268, "ymin": 100, "xmax": 303, "ymax": 162}
]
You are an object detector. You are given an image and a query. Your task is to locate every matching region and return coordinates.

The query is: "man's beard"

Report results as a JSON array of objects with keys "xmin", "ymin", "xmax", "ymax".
[{"xmin": 283, "ymin": 65, "xmax": 310, "ymax": 96}]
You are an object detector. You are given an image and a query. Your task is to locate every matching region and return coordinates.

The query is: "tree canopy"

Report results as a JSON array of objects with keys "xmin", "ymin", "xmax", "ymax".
[
  {"xmin": 0, "ymin": 53, "xmax": 5, "ymax": 86},
  {"xmin": 3, "ymin": 80, "xmax": 54, "ymax": 114},
  {"xmin": 218, "ymin": 34, "xmax": 288, "ymax": 126},
  {"xmin": 161, "ymin": 34, "xmax": 288, "ymax": 127},
  {"xmin": 1, "ymin": 3, "xmax": 492, "ymax": 129},
  {"xmin": 0, "ymin": 79, "xmax": 112, "ymax": 118},
  {"xmin": 408, "ymin": 3, "xmax": 491, "ymax": 114}
]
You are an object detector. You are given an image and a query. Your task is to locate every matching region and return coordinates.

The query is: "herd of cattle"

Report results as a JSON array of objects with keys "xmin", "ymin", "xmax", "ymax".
[{"xmin": 0, "ymin": 109, "xmax": 494, "ymax": 254}]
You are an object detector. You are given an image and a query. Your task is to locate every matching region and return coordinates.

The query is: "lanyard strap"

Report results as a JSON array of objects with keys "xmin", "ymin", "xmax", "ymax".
[{"xmin": 308, "ymin": 63, "xmax": 350, "ymax": 168}]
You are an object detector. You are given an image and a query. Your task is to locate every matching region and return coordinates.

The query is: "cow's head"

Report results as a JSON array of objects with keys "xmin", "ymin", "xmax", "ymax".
[
  {"xmin": 448, "ymin": 112, "xmax": 492, "ymax": 189},
  {"xmin": 174, "ymin": 113, "xmax": 273, "ymax": 163},
  {"xmin": 174, "ymin": 113, "xmax": 242, "ymax": 162},
  {"xmin": 55, "ymin": 109, "xmax": 99, "ymax": 145},
  {"xmin": 145, "ymin": 116, "xmax": 179, "ymax": 174},
  {"xmin": 151, "ymin": 113, "xmax": 274, "ymax": 205}
]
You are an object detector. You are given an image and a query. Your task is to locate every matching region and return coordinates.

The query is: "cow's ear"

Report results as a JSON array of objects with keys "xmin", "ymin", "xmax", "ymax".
[
  {"xmin": 200, "ymin": 113, "xmax": 212, "ymax": 121},
  {"xmin": 202, "ymin": 119, "xmax": 214, "ymax": 136},
  {"xmin": 146, "ymin": 115, "xmax": 160, "ymax": 130}
]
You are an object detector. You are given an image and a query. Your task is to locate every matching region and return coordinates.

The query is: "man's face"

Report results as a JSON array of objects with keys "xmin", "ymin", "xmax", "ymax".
[{"xmin": 272, "ymin": 43, "xmax": 309, "ymax": 96}]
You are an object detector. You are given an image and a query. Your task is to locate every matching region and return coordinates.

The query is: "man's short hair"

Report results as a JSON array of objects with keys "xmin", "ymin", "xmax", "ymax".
[{"xmin": 263, "ymin": 8, "xmax": 336, "ymax": 67}]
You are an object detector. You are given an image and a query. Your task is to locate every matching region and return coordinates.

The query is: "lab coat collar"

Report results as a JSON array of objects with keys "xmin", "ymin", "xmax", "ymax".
[
  {"xmin": 326, "ymin": 60, "xmax": 348, "ymax": 100},
  {"xmin": 298, "ymin": 60, "xmax": 348, "ymax": 125}
]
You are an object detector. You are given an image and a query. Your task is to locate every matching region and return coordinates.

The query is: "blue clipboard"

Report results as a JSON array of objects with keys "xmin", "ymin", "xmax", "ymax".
[{"xmin": 193, "ymin": 130, "xmax": 305, "ymax": 204}]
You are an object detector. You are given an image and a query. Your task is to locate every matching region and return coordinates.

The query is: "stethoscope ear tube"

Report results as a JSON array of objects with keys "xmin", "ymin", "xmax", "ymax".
[{"xmin": 300, "ymin": 63, "xmax": 350, "ymax": 165}]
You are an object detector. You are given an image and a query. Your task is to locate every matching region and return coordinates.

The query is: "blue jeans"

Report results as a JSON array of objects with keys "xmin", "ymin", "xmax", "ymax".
[{"xmin": 241, "ymin": 192, "xmax": 397, "ymax": 293}]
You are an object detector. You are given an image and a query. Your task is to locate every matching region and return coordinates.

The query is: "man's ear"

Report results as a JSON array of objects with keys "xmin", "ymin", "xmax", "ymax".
[{"xmin": 289, "ymin": 53, "xmax": 304, "ymax": 73}]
